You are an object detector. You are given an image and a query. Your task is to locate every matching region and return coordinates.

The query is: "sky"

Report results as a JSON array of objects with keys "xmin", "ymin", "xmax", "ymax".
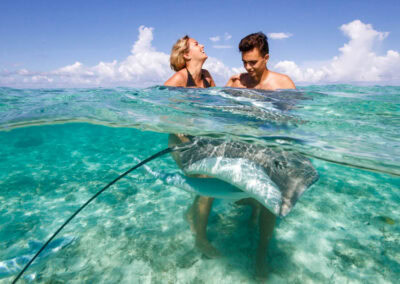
[{"xmin": 1, "ymin": 0, "xmax": 400, "ymax": 88}]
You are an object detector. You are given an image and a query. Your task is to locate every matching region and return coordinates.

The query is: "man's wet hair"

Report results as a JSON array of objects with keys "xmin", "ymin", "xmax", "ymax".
[{"xmin": 238, "ymin": 32, "xmax": 269, "ymax": 56}]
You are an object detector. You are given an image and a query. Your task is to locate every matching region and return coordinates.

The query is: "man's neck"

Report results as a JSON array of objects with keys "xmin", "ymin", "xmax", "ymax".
[{"xmin": 248, "ymin": 68, "xmax": 269, "ymax": 87}]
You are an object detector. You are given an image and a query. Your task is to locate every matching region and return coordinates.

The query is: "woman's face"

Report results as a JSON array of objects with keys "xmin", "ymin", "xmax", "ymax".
[{"xmin": 185, "ymin": 38, "xmax": 207, "ymax": 61}]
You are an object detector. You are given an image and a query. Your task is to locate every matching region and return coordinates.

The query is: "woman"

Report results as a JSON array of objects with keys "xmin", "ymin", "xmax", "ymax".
[
  {"xmin": 165, "ymin": 36, "xmax": 214, "ymax": 88},
  {"xmin": 164, "ymin": 36, "xmax": 219, "ymax": 258}
]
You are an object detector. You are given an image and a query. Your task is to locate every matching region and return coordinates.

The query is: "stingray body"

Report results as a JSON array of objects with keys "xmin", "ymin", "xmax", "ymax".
[{"xmin": 173, "ymin": 137, "xmax": 319, "ymax": 217}]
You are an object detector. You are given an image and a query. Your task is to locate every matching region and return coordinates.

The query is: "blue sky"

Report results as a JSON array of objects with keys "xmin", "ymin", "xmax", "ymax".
[{"xmin": 1, "ymin": 0, "xmax": 399, "ymax": 87}]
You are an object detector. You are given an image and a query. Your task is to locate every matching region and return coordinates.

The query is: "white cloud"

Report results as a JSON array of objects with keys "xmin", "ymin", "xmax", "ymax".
[
  {"xmin": 212, "ymin": 45, "xmax": 233, "ymax": 49},
  {"xmin": 210, "ymin": 33, "xmax": 231, "ymax": 42},
  {"xmin": 1, "ymin": 26, "xmax": 173, "ymax": 88},
  {"xmin": 209, "ymin": 36, "xmax": 220, "ymax": 42},
  {"xmin": 203, "ymin": 57, "xmax": 241, "ymax": 85},
  {"xmin": 17, "ymin": 69, "xmax": 29, "ymax": 75},
  {"xmin": 2, "ymin": 20, "xmax": 398, "ymax": 88},
  {"xmin": 0, "ymin": 25, "xmax": 238, "ymax": 88},
  {"xmin": 210, "ymin": 32, "xmax": 232, "ymax": 46},
  {"xmin": 268, "ymin": 32, "xmax": 292, "ymax": 40},
  {"xmin": 224, "ymin": 32, "xmax": 232, "ymax": 40},
  {"xmin": 273, "ymin": 20, "xmax": 400, "ymax": 84}
]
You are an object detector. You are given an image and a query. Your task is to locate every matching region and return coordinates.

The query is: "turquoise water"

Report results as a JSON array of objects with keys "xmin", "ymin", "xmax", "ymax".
[{"xmin": 0, "ymin": 86, "xmax": 399, "ymax": 283}]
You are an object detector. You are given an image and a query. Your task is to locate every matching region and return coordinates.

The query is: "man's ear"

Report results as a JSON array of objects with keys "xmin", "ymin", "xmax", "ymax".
[{"xmin": 264, "ymin": 54, "xmax": 270, "ymax": 62}]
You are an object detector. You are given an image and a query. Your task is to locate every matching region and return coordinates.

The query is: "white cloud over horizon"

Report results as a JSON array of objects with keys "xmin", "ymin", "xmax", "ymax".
[
  {"xmin": 0, "ymin": 26, "xmax": 237, "ymax": 88},
  {"xmin": 268, "ymin": 32, "xmax": 293, "ymax": 40},
  {"xmin": 273, "ymin": 20, "xmax": 400, "ymax": 84},
  {"xmin": 1, "ymin": 20, "xmax": 399, "ymax": 88}
]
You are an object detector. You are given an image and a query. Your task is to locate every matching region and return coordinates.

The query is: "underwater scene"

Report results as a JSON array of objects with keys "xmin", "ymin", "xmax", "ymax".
[{"xmin": 0, "ymin": 85, "xmax": 399, "ymax": 283}]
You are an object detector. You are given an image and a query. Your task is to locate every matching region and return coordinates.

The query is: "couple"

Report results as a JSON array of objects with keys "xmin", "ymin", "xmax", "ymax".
[{"xmin": 164, "ymin": 32, "xmax": 295, "ymax": 279}]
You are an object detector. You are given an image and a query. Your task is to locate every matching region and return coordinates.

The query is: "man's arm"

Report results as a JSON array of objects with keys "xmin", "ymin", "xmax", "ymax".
[{"xmin": 225, "ymin": 74, "xmax": 241, "ymax": 87}]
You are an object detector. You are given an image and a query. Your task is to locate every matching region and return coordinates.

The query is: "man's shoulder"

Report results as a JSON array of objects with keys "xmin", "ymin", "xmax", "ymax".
[
  {"xmin": 267, "ymin": 71, "xmax": 296, "ymax": 89},
  {"xmin": 269, "ymin": 71, "xmax": 292, "ymax": 82}
]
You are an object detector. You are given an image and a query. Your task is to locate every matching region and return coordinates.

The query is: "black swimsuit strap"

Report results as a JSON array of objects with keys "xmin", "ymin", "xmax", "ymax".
[
  {"xmin": 186, "ymin": 68, "xmax": 197, "ymax": 87},
  {"xmin": 186, "ymin": 69, "xmax": 210, "ymax": 88}
]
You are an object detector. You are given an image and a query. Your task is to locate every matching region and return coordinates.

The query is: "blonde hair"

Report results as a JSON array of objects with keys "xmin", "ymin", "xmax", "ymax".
[{"xmin": 170, "ymin": 35, "xmax": 190, "ymax": 71}]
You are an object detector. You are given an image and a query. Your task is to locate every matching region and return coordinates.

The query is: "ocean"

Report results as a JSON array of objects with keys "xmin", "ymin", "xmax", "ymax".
[{"xmin": 0, "ymin": 85, "xmax": 399, "ymax": 283}]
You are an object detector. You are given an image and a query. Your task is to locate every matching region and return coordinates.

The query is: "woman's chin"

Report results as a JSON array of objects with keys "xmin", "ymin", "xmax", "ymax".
[{"xmin": 198, "ymin": 55, "xmax": 208, "ymax": 63}]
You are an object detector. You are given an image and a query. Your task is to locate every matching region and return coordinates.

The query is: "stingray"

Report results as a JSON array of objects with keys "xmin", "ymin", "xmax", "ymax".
[{"xmin": 170, "ymin": 137, "xmax": 319, "ymax": 217}]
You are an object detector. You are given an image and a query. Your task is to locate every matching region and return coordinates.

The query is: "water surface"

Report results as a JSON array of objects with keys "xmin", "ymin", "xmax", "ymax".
[{"xmin": 0, "ymin": 85, "xmax": 399, "ymax": 283}]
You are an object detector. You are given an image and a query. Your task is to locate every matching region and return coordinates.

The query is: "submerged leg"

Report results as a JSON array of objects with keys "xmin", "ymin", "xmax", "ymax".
[
  {"xmin": 168, "ymin": 135, "xmax": 220, "ymax": 257},
  {"xmin": 186, "ymin": 195, "xmax": 220, "ymax": 258},
  {"xmin": 255, "ymin": 205, "xmax": 276, "ymax": 280},
  {"xmin": 235, "ymin": 197, "xmax": 261, "ymax": 226}
]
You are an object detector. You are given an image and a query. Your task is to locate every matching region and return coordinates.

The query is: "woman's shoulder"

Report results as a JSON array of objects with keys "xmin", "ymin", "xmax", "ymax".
[
  {"xmin": 201, "ymin": 69, "xmax": 216, "ymax": 87},
  {"xmin": 164, "ymin": 69, "xmax": 188, "ymax": 87}
]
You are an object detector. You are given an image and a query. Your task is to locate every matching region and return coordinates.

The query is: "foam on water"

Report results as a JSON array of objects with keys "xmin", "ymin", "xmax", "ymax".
[{"xmin": 0, "ymin": 85, "xmax": 399, "ymax": 283}]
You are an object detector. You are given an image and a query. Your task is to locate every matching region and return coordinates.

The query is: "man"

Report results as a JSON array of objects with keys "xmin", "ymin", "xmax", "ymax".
[
  {"xmin": 226, "ymin": 32, "xmax": 295, "ymax": 279},
  {"xmin": 226, "ymin": 32, "xmax": 295, "ymax": 90}
]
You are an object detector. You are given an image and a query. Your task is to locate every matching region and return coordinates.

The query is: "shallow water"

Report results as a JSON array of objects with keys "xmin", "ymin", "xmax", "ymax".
[{"xmin": 0, "ymin": 86, "xmax": 399, "ymax": 283}]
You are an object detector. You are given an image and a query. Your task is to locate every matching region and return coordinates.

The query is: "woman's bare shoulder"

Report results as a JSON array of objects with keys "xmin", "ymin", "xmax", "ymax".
[{"xmin": 164, "ymin": 69, "xmax": 187, "ymax": 87}]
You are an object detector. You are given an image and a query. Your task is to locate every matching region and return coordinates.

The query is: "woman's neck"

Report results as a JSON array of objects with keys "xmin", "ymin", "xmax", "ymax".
[{"xmin": 186, "ymin": 60, "xmax": 204, "ymax": 81}]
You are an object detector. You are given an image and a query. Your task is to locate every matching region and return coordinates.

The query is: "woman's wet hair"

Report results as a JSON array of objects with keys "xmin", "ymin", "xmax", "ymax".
[
  {"xmin": 239, "ymin": 32, "xmax": 269, "ymax": 56},
  {"xmin": 170, "ymin": 35, "xmax": 190, "ymax": 71}
]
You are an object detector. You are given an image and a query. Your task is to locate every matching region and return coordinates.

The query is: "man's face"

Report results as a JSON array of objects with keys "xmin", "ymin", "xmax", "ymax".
[{"xmin": 241, "ymin": 48, "xmax": 269, "ymax": 79}]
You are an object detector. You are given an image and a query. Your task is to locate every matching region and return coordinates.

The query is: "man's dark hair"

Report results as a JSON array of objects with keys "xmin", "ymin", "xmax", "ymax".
[{"xmin": 238, "ymin": 32, "xmax": 269, "ymax": 56}]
